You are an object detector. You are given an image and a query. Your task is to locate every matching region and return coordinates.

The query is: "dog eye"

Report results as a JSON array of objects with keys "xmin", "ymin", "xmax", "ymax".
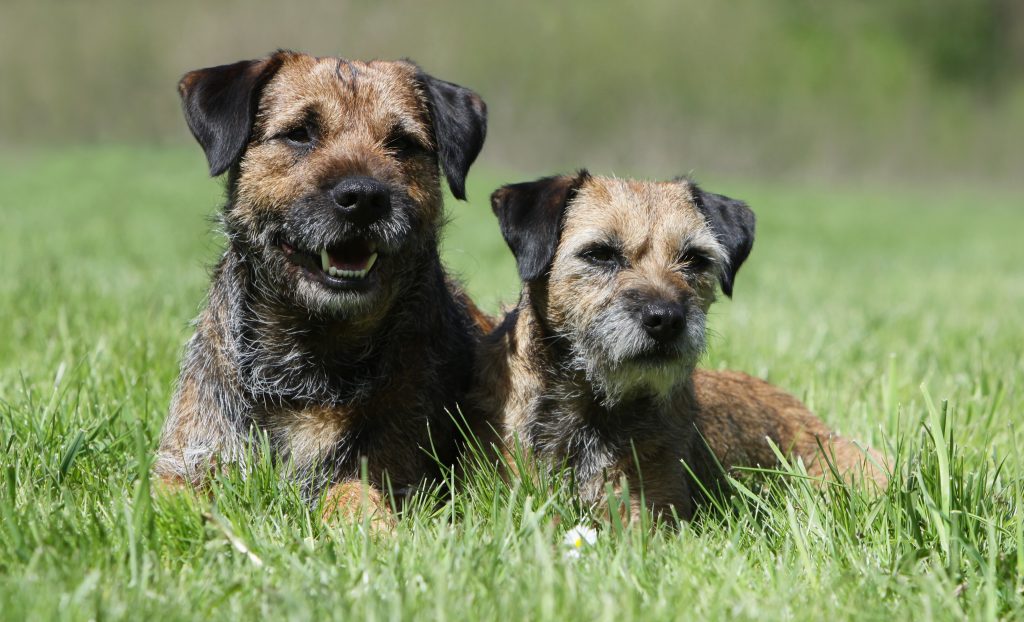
[
  {"xmin": 678, "ymin": 250, "xmax": 712, "ymax": 272},
  {"xmin": 385, "ymin": 132, "xmax": 425, "ymax": 157},
  {"xmin": 579, "ymin": 245, "xmax": 622, "ymax": 268},
  {"xmin": 282, "ymin": 125, "xmax": 313, "ymax": 146}
]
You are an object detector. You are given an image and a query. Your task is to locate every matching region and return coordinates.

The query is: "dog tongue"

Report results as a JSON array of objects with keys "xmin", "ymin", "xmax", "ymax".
[{"xmin": 327, "ymin": 240, "xmax": 374, "ymax": 270}]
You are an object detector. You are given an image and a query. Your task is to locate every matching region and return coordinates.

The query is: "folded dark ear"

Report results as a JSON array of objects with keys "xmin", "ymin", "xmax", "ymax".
[
  {"xmin": 693, "ymin": 187, "xmax": 756, "ymax": 297},
  {"xmin": 416, "ymin": 71, "xmax": 487, "ymax": 200},
  {"xmin": 491, "ymin": 171, "xmax": 590, "ymax": 282},
  {"xmin": 178, "ymin": 53, "xmax": 286, "ymax": 176}
]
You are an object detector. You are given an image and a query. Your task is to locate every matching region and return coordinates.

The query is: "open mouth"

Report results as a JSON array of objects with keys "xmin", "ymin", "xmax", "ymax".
[{"xmin": 280, "ymin": 238, "xmax": 379, "ymax": 289}]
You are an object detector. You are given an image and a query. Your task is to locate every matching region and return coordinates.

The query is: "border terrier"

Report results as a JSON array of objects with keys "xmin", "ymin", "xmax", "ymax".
[
  {"xmin": 474, "ymin": 172, "xmax": 886, "ymax": 524},
  {"xmin": 154, "ymin": 51, "xmax": 492, "ymax": 520}
]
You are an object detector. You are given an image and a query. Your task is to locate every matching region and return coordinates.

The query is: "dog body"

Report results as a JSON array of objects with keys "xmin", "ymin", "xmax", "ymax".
[
  {"xmin": 691, "ymin": 369, "xmax": 875, "ymax": 483},
  {"xmin": 476, "ymin": 173, "xmax": 884, "ymax": 523},
  {"xmin": 155, "ymin": 52, "xmax": 491, "ymax": 514}
]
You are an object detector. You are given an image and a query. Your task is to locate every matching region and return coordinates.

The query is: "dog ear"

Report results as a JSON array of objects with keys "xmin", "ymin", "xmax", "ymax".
[
  {"xmin": 491, "ymin": 171, "xmax": 590, "ymax": 282},
  {"xmin": 416, "ymin": 71, "xmax": 487, "ymax": 201},
  {"xmin": 692, "ymin": 187, "xmax": 756, "ymax": 297},
  {"xmin": 178, "ymin": 53, "xmax": 286, "ymax": 176}
]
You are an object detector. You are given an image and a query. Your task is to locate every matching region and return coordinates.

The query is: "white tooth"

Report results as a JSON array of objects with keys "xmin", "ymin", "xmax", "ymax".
[
  {"xmin": 328, "ymin": 267, "xmax": 338, "ymax": 277},
  {"xmin": 320, "ymin": 249, "xmax": 330, "ymax": 272},
  {"xmin": 365, "ymin": 252, "xmax": 378, "ymax": 272}
]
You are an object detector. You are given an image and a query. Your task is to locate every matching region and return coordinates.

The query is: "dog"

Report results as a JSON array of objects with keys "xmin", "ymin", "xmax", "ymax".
[
  {"xmin": 473, "ymin": 172, "xmax": 886, "ymax": 524},
  {"xmin": 154, "ymin": 51, "xmax": 493, "ymax": 522}
]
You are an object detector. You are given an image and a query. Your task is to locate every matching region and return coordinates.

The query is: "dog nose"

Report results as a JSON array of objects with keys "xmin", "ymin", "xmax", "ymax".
[
  {"xmin": 329, "ymin": 176, "xmax": 391, "ymax": 225},
  {"xmin": 640, "ymin": 302, "xmax": 685, "ymax": 342}
]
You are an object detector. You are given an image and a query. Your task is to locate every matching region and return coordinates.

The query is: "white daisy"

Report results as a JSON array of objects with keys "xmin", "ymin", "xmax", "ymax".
[{"xmin": 563, "ymin": 524, "xmax": 598, "ymax": 559}]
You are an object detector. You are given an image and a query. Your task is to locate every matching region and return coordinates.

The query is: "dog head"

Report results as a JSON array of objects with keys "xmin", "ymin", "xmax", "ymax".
[
  {"xmin": 179, "ymin": 51, "xmax": 487, "ymax": 318},
  {"xmin": 491, "ymin": 172, "xmax": 755, "ymax": 401}
]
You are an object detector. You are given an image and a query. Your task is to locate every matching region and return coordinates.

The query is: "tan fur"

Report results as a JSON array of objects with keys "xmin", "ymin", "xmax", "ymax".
[
  {"xmin": 475, "ymin": 174, "xmax": 887, "ymax": 526},
  {"xmin": 236, "ymin": 55, "xmax": 443, "ymax": 247},
  {"xmin": 322, "ymin": 480, "xmax": 395, "ymax": 532}
]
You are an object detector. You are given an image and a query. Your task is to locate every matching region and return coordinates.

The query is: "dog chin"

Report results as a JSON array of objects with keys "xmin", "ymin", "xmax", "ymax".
[
  {"xmin": 577, "ymin": 352, "xmax": 694, "ymax": 406},
  {"xmin": 294, "ymin": 277, "xmax": 384, "ymax": 317}
]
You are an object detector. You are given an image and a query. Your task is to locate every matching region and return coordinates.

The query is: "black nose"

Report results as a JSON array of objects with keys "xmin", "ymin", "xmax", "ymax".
[
  {"xmin": 640, "ymin": 302, "xmax": 686, "ymax": 342},
  {"xmin": 329, "ymin": 176, "xmax": 391, "ymax": 225}
]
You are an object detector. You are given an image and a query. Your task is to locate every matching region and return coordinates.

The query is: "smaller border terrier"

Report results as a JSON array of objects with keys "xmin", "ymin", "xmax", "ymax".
[
  {"xmin": 474, "ymin": 171, "xmax": 886, "ymax": 524},
  {"xmin": 154, "ymin": 51, "xmax": 492, "ymax": 521}
]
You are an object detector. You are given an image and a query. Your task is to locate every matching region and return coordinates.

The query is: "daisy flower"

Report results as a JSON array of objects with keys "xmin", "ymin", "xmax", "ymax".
[{"xmin": 563, "ymin": 524, "xmax": 598, "ymax": 559}]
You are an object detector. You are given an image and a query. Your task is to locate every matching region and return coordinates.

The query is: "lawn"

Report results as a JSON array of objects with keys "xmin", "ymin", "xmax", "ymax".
[{"xmin": 1, "ymin": 146, "xmax": 1022, "ymax": 620}]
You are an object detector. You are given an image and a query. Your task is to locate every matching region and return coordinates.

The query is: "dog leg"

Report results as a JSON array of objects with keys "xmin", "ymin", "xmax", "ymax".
[{"xmin": 154, "ymin": 317, "xmax": 249, "ymax": 486}]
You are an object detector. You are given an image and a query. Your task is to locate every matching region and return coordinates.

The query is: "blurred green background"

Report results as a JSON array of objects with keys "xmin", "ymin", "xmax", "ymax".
[
  {"xmin": 2, "ymin": 5, "xmax": 1024, "ymax": 618},
  {"xmin": 3, "ymin": 0, "xmax": 1023, "ymax": 182}
]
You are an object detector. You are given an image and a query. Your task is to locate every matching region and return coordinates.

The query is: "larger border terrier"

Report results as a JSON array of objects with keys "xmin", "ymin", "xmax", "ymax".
[
  {"xmin": 154, "ymin": 51, "xmax": 492, "ymax": 519},
  {"xmin": 474, "ymin": 171, "xmax": 886, "ymax": 524}
]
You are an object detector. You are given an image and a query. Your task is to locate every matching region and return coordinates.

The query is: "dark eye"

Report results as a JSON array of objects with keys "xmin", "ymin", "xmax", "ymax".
[
  {"xmin": 283, "ymin": 125, "xmax": 312, "ymax": 146},
  {"xmin": 678, "ymin": 249, "xmax": 712, "ymax": 273},
  {"xmin": 579, "ymin": 244, "xmax": 622, "ymax": 268},
  {"xmin": 385, "ymin": 132, "xmax": 425, "ymax": 157}
]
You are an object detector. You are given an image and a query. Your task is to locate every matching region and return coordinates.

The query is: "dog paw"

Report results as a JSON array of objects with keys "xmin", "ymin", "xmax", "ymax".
[{"xmin": 321, "ymin": 480, "xmax": 396, "ymax": 534}]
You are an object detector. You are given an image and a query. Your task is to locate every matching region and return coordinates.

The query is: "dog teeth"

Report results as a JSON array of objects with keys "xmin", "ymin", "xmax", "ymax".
[
  {"xmin": 320, "ymin": 249, "xmax": 330, "ymax": 272},
  {"xmin": 324, "ymin": 252, "xmax": 379, "ymax": 280}
]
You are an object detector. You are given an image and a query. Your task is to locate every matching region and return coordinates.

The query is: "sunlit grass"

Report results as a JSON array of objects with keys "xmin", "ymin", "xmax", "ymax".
[{"xmin": 0, "ymin": 147, "xmax": 1021, "ymax": 620}]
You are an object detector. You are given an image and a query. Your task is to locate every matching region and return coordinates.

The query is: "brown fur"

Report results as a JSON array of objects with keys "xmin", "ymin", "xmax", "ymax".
[
  {"xmin": 321, "ymin": 480, "xmax": 395, "ymax": 531},
  {"xmin": 692, "ymin": 370, "xmax": 886, "ymax": 485},
  {"xmin": 476, "ymin": 173, "xmax": 886, "ymax": 525},
  {"xmin": 155, "ymin": 51, "xmax": 490, "ymax": 520}
]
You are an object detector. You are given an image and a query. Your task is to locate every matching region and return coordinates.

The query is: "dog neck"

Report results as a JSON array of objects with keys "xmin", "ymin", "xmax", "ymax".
[{"xmin": 214, "ymin": 241, "xmax": 464, "ymax": 406}]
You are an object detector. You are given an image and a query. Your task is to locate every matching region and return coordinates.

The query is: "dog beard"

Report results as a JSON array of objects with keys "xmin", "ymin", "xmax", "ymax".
[
  {"xmin": 565, "ymin": 302, "xmax": 708, "ymax": 406},
  {"xmin": 224, "ymin": 186, "xmax": 425, "ymax": 320}
]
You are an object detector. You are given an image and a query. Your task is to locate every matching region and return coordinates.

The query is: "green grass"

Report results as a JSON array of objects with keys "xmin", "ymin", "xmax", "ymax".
[{"xmin": 1, "ymin": 146, "xmax": 1022, "ymax": 620}]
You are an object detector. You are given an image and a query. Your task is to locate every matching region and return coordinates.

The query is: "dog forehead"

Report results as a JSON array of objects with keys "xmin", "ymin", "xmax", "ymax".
[
  {"xmin": 257, "ymin": 55, "xmax": 430, "ymax": 138},
  {"xmin": 563, "ymin": 177, "xmax": 707, "ymax": 247}
]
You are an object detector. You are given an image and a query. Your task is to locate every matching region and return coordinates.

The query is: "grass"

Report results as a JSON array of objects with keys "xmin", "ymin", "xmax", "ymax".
[{"xmin": 1, "ymin": 146, "xmax": 1022, "ymax": 620}]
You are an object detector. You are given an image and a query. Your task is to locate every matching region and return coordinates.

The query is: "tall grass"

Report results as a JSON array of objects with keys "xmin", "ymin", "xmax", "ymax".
[{"xmin": 0, "ymin": 147, "xmax": 1021, "ymax": 619}]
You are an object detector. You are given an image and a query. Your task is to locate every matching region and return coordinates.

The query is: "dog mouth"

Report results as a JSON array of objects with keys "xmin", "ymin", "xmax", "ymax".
[
  {"xmin": 280, "ymin": 238, "xmax": 380, "ymax": 289},
  {"xmin": 610, "ymin": 336, "xmax": 695, "ymax": 369},
  {"xmin": 640, "ymin": 341, "xmax": 688, "ymax": 360}
]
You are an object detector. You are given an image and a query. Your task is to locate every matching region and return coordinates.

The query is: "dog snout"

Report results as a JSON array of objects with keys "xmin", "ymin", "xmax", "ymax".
[
  {"xmin": 329, "ymin": 176, "xmax": 391, "ymax": 225},
  {"xmin": 639, "ymin": 301, "xmax": 685, "ymax": 343}
]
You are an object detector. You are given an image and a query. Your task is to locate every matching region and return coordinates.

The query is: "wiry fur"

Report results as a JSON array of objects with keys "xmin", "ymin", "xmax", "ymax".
[
  {"xmin": 155, "ymin": 52, "xmax": 492, "ymax": 516},
  {"xmin": 475, "ymin": 174, "xmax": 887, "ymax": 525}
]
